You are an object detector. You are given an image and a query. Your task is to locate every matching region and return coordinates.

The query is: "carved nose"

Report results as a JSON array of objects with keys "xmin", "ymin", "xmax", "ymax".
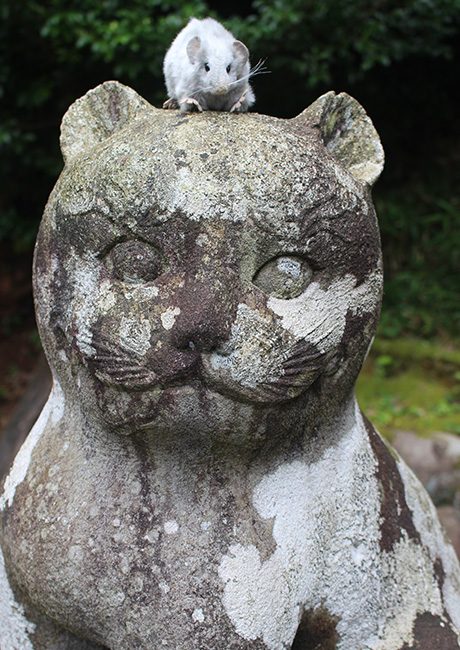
[
  {"xmin": 170, "ymin": 281, "xmax": 236, "ymax": 353},
  {"xmin": 171, "ymin": 305, "xmax": 231, "ymax": 353}
]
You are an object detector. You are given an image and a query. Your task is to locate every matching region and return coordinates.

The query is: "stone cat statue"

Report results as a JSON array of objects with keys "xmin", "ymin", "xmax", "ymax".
[{"xmin": 1, "ymin": 81, "xmax": 460, "ymax": 650}]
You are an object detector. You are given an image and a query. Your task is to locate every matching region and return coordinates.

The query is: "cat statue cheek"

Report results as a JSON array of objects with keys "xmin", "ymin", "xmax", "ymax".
[{"xmin": 1, "ymin": 81, "xmax": 459, "ymax": 650}]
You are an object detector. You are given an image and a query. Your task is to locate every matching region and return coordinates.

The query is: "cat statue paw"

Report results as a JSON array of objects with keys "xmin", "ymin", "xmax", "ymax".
[{"xmin": 1, "ymin": 81, "xmax": 459, "ymax": 650}]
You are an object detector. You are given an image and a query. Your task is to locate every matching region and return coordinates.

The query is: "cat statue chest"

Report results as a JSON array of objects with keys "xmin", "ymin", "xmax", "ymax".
[{"xmin": 1, "ymin": 82, "xmax": 460, "ymax": 650}]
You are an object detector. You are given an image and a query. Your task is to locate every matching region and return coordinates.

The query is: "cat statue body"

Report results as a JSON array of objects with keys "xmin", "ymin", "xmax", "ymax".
[{"xmin": 1, "ymin": 81, "xmax": 460, "ymax": 650}]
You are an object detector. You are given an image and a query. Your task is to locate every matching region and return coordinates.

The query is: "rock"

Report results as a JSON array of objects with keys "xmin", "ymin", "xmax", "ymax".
[
  {"xmin": 1, "ymin": 82, "xmax": 459, "ymax": 649},
  {"xmin": 392, "ymin": 430, "xmax": 460, "ymax": 505},
  {"xmin": 392, "ymin": 429, "xmax": 460, "ymax": 559},
  {"xmin": 392, "ymin": 431, "xmax": 460, "ymax": 480},
  {"xmin": 438, "ymin": 506, "xmax": 460, "ymax": 559}
]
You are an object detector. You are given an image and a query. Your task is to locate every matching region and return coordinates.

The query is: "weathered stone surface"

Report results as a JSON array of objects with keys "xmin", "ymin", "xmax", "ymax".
[{"xmin": 1, "ymin": 81, "xmax": 459, "ymax": 649}]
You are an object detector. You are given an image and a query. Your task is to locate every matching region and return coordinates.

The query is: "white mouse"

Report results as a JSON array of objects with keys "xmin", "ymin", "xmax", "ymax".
[{"xmin": 163, "ymin": 17, "xmax": 255, "ymax": 113}]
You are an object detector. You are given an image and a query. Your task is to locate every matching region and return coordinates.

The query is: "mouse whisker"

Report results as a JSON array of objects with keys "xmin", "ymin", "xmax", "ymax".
[
  {"xmin": 249, "ymin": 59, "xmax": 270, "ymax": 78},
  {"xmin": 227, "ymin": 60, "xmax": 271, "ymax": 87}
]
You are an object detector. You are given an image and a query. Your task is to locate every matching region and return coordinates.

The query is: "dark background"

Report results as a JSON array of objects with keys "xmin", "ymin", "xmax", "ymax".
[{"xmin": 1, "ymin": 0, "xmax": 459, "ymax": 347}]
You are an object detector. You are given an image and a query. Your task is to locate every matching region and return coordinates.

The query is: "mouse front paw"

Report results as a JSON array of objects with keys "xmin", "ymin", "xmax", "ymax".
[
  {"xmin": 230, "ymin": 89, "xmax": 248, "ymax": 113},
  {"xmin": 162, "ymin": 97, "xmax": 179, "ymax": 109},
  {"xmin": 180, "ymin": 97, "xmax": 203, "ymax": 112}
]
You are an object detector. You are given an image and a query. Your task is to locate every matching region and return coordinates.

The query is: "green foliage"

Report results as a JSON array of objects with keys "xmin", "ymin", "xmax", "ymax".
[
  {"xmin": 371, "ymin": 337, "xmax": 460, "ymax": 368},
  {"xmin": 357, "ymin": 340, "xmax": 460, "ymax": 438},
  {"xmin": 38, "ymin": 0, "xmax": 210, "ymax": 86},
  {"xmin": 376, "ymin": 184, "xmax": 460, "ymax": 339},
  {"xmin": 1, "ymin": 0, "xmax": 460, "ymax": 334},
  {"xmin": 229, "ymin": 0, "xmax": 460, "ymax": 87}
]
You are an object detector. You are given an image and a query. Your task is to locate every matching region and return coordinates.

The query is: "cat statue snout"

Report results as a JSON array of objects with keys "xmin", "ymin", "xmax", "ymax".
[
  {"xmin": 168, "ymin": 275, "xmax": 238, "ymax": 356},
  {"xmin": 1, "ymin": 82, "xmax": 459, "ymax": 650}
]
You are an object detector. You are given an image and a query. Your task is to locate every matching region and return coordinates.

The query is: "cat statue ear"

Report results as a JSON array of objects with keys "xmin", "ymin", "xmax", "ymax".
[
  {"xmin": 60, "ymin": 83, "xmax": 383, "ymax": 186},
  {"xmin": 60, "ymin": 81, "xmax": 152, "ymax": 165},
  {"xmin": 295, "ymin": 91, "xmax": 385, "ymax": 187}
]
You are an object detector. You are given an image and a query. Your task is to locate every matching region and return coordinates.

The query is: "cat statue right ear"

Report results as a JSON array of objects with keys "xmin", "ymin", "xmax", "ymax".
[
  {"xmin": 295, "ymin": 91, "xmax": 385, "ymax": 187},
  {"xmin": 60, "ymin": 81, "xmax": 153, "ymax": 165}
]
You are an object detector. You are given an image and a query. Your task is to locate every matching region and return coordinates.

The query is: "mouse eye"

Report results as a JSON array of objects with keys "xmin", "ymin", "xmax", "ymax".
[
  {"xmin": 106, "ymin": 241, "xmax": 166, "ymax": 284},
  {"xmin": 226, "ymin": 64, "xmax": 231, "ymax": 73},
  {"xmin": 253, "ymin": 255, "xmax": 313, "ymax": 300},
  {"xmin": 204, "ymin": 62, "xmax": 210, "ymax": 72}
]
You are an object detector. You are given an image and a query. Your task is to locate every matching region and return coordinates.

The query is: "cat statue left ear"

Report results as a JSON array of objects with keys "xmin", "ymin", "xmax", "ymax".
[{"xmin": 1, "ymin": 81, "xmax": 460, "ymax": 650}]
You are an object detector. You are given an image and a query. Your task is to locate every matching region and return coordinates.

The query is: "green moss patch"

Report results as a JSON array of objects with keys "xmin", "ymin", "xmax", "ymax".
[{"xmin": 356, "ymin": 337, "xmax": 460, "ymax": 440}]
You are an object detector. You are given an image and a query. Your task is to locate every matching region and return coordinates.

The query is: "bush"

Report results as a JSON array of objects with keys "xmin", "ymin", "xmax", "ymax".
[{"xmin": 1, "ymin": 0, "xmax": 459, "ymax": 335}]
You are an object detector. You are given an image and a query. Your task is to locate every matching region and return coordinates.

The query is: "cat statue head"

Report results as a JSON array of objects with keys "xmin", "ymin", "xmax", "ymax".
[
  {"xmin": 34, "ymin": 81, "xmax": 384, "ymax": 448},
  {"xmin": 2, "ymin": 82, "xmax": 459, "ymax": 650}
]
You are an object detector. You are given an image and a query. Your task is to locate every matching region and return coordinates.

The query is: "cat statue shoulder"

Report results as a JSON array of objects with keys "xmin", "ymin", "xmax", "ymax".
[{"xmin": 1, "ymin": 81, "xmax": 459, "ymax": 650}]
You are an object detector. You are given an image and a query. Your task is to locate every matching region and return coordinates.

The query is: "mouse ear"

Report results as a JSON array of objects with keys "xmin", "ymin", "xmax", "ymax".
[
  {"xmin": 233, "ymin": 41, "xmax": 249, "ymax": 64},
  {"xmin": 60, "ymin": 81, "xmax": 152, "ymax": 165},
  {"xmin": 187, "ymin": 36, "xmax": 202, "ymax": 63},
  {"xmin": 294, "ymin": 91, "xmax": 384, "ymax": 187}
]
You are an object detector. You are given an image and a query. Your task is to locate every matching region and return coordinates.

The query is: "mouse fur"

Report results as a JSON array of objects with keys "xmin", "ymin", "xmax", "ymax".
[{"xmin": 163, "ymin": 17, "xmax": 255, "ymax": 113}]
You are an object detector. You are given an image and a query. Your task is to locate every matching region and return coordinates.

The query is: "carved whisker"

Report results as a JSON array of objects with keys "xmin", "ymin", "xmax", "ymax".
[
  {"xmin": 78, "ymin": 332, "xmax": 161, "ymax": 388},
  {"xmin": 98, "ymin": 366, "xmax": 151, "ymax": 378},
  {"xmin": 250, "ymin": 380, "xmax": 310, "ymax": 401},
  {"xmin": 320, "ymin": 226, "xmax": 353, "ymax": 243},
  {"xmin": 92, "ymin": 337, "xmax": 144, "ymax": 360},
  {"xmin": 283, "ymin": 342, "xmax": 324, "ymax": 365},
  {"xmin": 306, "ymin": 224, "xmax": 353, "ymax": 244},
  {"xmin": 283, "ymin": 354, "xmax": 324, "ymax": 369},
  {"xmin": 269, "ymin": 375, "xmax": 316, "ymax": 387},
  {"xmin": 282, "ymin": 362, "xmax": 323, "ymax": 377},
  {"xmin": 92, "ymin": 349, "xmax": 133, "ymax": 362},
  {"xmin": 283, "ymin": 347, "xmax": 324, "ymax": 363}
]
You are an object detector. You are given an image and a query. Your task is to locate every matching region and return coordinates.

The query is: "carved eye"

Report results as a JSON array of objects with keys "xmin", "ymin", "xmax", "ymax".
[
  {"xmin": 226, "ymin": 64, "xmax": 231, "ymax": 73},
  {"xmin": 253, "ymin": 255, "xmax": 313, "ymax": 299},
  {"xmin": 108, "ymin": 241, "xmax": 165, "ymax": 283},
  {"xmin": 204, "ymin": 62, "xmax": 210, "ymax": 72}
]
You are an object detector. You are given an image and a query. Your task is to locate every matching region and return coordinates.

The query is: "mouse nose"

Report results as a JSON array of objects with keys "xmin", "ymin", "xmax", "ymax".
[
  {"xmin": 169, "ymin": 279, "xmax": 237, "ymax": 353},
  {"xmin": 214, "ymin": 76, "xmax": 229, "ymax": 95}
]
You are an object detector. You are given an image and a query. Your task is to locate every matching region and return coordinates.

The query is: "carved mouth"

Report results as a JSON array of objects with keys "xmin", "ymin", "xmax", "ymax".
[
  {"xmin": 72, "ymin": 327, "xmax": 329, "ymax": 406},
  {"xmin": 201, "ymin": 365, "xmax": 321, "ymax": 405},
  {"xmin": 73, "ymin": 329, "xmax": 202, "ymax": 391},
  {"xmin": 200, "ymin": 339, "xmax": 328, "ymax": 405}
]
